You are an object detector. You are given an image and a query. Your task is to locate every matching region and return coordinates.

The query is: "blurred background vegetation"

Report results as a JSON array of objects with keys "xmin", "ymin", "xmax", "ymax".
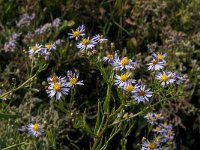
[{"xmin": 0, "ymin": 0, "xmax": 200, "ymax": 149}]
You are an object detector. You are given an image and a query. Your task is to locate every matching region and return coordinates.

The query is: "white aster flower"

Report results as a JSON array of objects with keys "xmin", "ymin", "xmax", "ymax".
[
  {"xmin": 156, "ymin": 71, "xmax": 175, "ymax": 86},
  {"xmin": 147, "ymin": 59, "xmax": 166, "ymax": 71},
  {"xmin": 92, "ymin": 34, "xmax": 107, "ymax": 43},
  {"xmin": 68, "ymin": 24, "xmax": 85, "ymax": 40},
  {"xmin": 131, "ymin": 85, "xmax": 153, "ymax": 103},
  {"xmin": 111, "ymin": 56, "xmax": 136, "ymax": 71},
  {"xmin": 27, "ymin": 123, "xmax": 44, "ymax": 137},
  {"xmin": 77, "ymin": 37, "xmax": 96, "ymax": 51},
  {"xmin": 28, "ymin": 43, "xmax": 42, "ymax": 55},
  {"xmin": 66, "ymin": 70, "xmax": 84, "ymax": 87},
  {"xmin": 47, "ymin": 80, "xmax": 69, "ymax": 100}
]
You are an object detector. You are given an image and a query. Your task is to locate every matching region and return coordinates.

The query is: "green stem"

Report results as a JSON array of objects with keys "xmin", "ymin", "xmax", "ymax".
[
  {"xmin": 91, "ymin": 115, "xmax": 110, "ymax": 150},
  {"xmin": 0, "ymin": 64, "xmax": 47, "ymax": 99}
]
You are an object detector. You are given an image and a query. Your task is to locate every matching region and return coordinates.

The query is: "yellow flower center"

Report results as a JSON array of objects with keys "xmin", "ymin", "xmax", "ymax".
[
  {"xmin": 53, "ymin": 83, "xmax": 61, "ymax": 91},
  {"xmin": 82, "ymin": 38, "xmax": 89, "ymax": 45},
  {"xmin": 106, "ymin": 54, "xmax": 113, "ymax": 59},
  {"xmin": 152, "ymin": 59, "xmax": 157, "ymax": 64},
  {"xmin": 52, "ymin": 76, "xmax": 59, "ymax": 83},
  {"xmin": 70, "ymin": 78, "xmax": 78, "ymax": 85},
  {"xmin": 155, "ymin": 126, "xmax": 160, "ymax": 131},
  {"xmin": 125, "ymin": 84, "xmax": 134, "ymax": 92},
  {"xmin": 155, "ymin": 137, "xmax": 160, "ymax": 143},
  {"xmin": 147, "ymin": 114, "xmax": 151, "ymax": 119},
  {"xmin": 120, "ymin": 74, "xmax": 128, "ymax": 81},
  {"xmin": 168, "ymin": 130, "xmax": 172, "ymax": 135},
  {"xmin": 99, "ymin": 35, "xmax": 103, "ymax": 38},
  {"xmin": 33, "ymin": 123, "xmax": 39, "ymax": 131},
  {"xmin": 157, "ymin": 53, "xmax": 163, "ymax": 60},
  {"xmin": 161, "ymin": 73, "xmax": 168, "ymax": 81},
  {"xmin": 73, "ymin": 30, "xmax": 80, "ymax": 36},
  {"xmin": 46, "ymin": 44, "xmax": 52, "ymax": 49},
  {"xmin": 32, "ymin": 46, "xmax": 38, "ymax": 51},
  {"xmin": 121, "ymin": 57, "xmax": 129, "ymax": 65},
  {"xmin": 155, "ymin": 114, "xmax": 161, "ymax": 119},
  {"xmin": 164, "ymin": 122, "xmax": 168, "ymax": 126},
  {"xmin": 147, "ymin": 142, "xmax": 155, "ymax": 149},
  {"xmin": 139, "ymin": 90, "xmax": 145, "ymax": 96}
]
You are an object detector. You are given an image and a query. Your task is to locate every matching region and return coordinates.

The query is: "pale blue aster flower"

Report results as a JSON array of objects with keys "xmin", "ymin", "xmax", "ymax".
[
  {"xmin": 147, "ymin": 59, "xmax": 166, "ymax": 71},
  {"xmin": 68, "ymin": 25, "xmax": 85, "ymax": 40},
  {"xmin": 76, "ymin": 37, "xmax": 96, "ymax": 51},
  {"xmin": 92, "ymin": 34, "xmax": 107, "ymax": 43},
  {"xmin": 52, "ymin": 18, "xmax": 61, "ymax": 27},
  {"xmin": 156, "ymin": 71, "xmax": 175, "ymax": 86},
  {"xmin": 114, "ymin": 73, "xmax": 136, "ymax": 89},
  {"xmin": 131, "ymin": 85, "xmax": 153, "ymax": 103},
  {"xmin": 111, "ymin": 55, "xmax": 136, "ymax": 71},
  {"xmin": 152, "ymin": 52, "xmax": 166, "ymax": 62},
  {"xmin": 28, "ymin": 43, "xmax": 43, "ymax": 55},
  {"xmin": 27, "ymin": 123, "xmax": 44, "ymax": 137},
  {"xmin": 47, "ymin": 80, "xmax": 70, "ymax": 100},
  {"xmin": 45, "ymin": 43, "xmax": 56, "ymax": 51},
  {"xmin": 142, "ymin": 139, "xmax": 161, "ymax": 150},
  {"xmin": 102, "ymin": 53, "xmax": 114, "ymax": 63},
  {"xmin": 66, "ymin": 70, "xmax": 84, "ymax": 88}
]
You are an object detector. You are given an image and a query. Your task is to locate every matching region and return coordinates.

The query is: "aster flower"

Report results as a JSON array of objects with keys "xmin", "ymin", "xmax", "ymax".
[
  {"xmin": 68, "ymin": 25, "xmax": 85, "ymax": 40},
  {"xmin": 47, "ymin": 80, "xmax": 69, "ymax": 100},
  {"xmin": 102, "ymin": 53, "xmax": 114, "ymax": 63},
  {"xmin": 55, "ymin": 39, "xmax": 65, "ymax": 46},
  {"xmin": 28, "ymin": 43, "xmax": 43, "ymax": 55},
  {"xmin": 131, "ymin": 85, "xmax": 153, "ymax": 103},
  {"xmin": 76, "ymin": 37, "xmax": 96, "ymax": 51},
  {"xmin": 114, "ymin": 73, "xmax": 136, "ymax": 89},
  {"xmin": 27, "ymin": 123, "xmax": 44, "ymax": 137},
  {"xmin": 47, "ymin": 75, "xmax": 66, "ymax": 83},
  {"xmin": 147, "ymin": 59, "xmax": 166, "ymax": 71},
  {"xmin": 17, "ymin": 13, "xmax": 35, "ymax": 27},
  {"xmin": 144, "ymin": 113, "xmax": 164, "ymax": 124},
  {"xmin": 45, "ymin": 43, "xmax": 56, "ymax": 51},
  {"xmin": 152, "ymin": 52, "xmax": 166, "ymax": 62},
  {"xmin": 52, "ymin": 18, "xmax": 61, "ymax": 27},
  {"xmin": 124, "ymin": 83, "xmax": 135, "ymax": 92},
  {"xmin": 156, "ymin": 71, "xmax": 175, "ymax": 86},
  {"xmin": 111, "ymin": 56, "xmax": 136, "ymax": 71},
  {"xmin": 171, "ymin": 72, "xmax": 185, "ymax": 84},
  {"xmin": 92, "ymin": 34, "xmax": 107, "ymax": 43},
  {"xmin": 163, "ymin": 129, "xmax": 175, "ymax": 140},
  {"xmin": 152, "ymin": 126, "xmax": 163, "ymax": 133},
  {"xmin": 66, "ymin": 70, "xmax": 84, "ymax": 87},
  {"xmin": 142, "ymin": 139, "xmax": 160, "ymax": 150}
]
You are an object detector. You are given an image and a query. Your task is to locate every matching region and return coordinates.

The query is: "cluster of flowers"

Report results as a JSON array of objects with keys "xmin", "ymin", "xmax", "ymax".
[
  {"xmin": 103, "ymin": 53, "xmax": 153, "ymax": 103},
  {"xmin": 142, "ymin": 112, "xmax": 176, "ymax": 150},
  {"xmin": 17, "ymin": 13, "xmax": 35, "ymax": 27},
  {"xmin": 147, "ymin": 52, "xmax": 185, "ymax": 86},
  {"xmin": 68, "ymin": 25, "xmax": 107, "ymax": 52},
  {"xmin": 35, "ymin": 18, "xmax": 61, "ymax": 35},
  {"xmin": 46, "ymin": 71, "xmax": 84, "ymax": 101},
  {"xmin": 28, "ymin": 43, "xmax": 57, "ymax": 60},
  {"xmin": 4, "ymin": 33, "xmax": 20, "ymax": 52}
]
